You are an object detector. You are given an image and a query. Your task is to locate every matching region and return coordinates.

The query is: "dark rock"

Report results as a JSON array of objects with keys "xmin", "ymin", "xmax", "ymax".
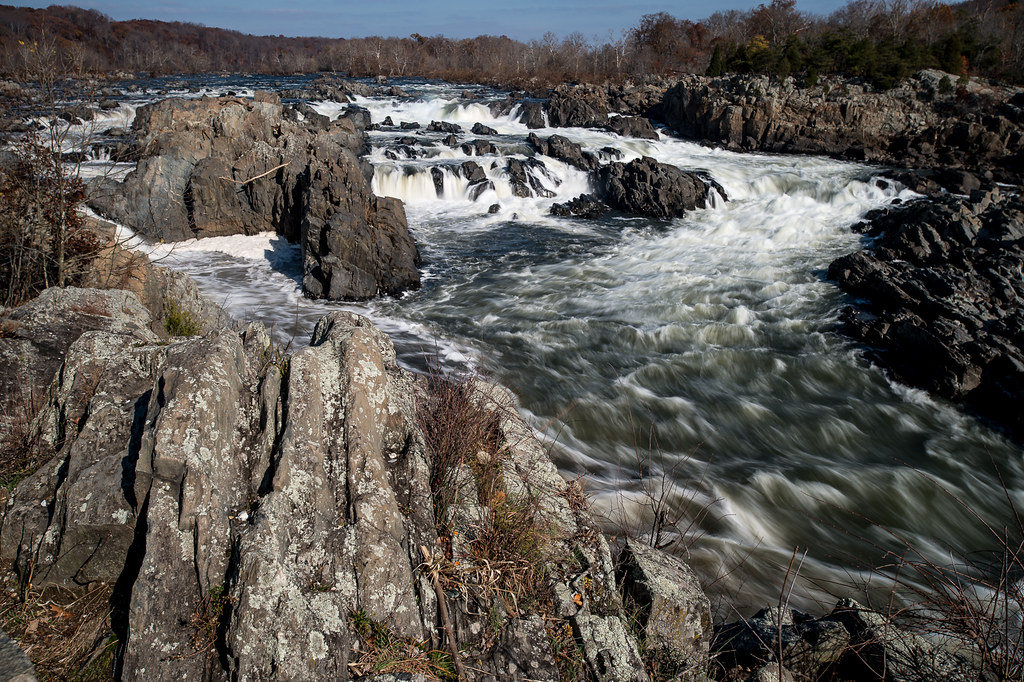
[
  {"xmin": 504, "ymin": 158, "xmax": 556, "ymax": 199},
  {"xmin": 442, "ymin": 133, "xmax": 459, "ymax": 147},
  {"xmin": 517, "ymin": 101, "xmax": 545, "ymax": 129},
  {"xmin": 546, "ymin": 84, "xmax": 609, "ymax": 128},
  {"xmin": 461, "ymin": 139, "xmax": 496, "ymax": 156},
  {"xmin": 595, "ymin": 157, "xmax": 723, "ymax": 219},
  {"xmin": 605, "ymin": 116, "xmax": 659, "ymax": 140},
  {"xmin": 828, "ymin": 599, "xmax": 977, "ymax": 682},
  {"xmin": 488, "ymin": 203, "xmax": 500, "ymax": 214},
  {"xmin": 829, "ymin": 190, "xmax": 1024, "ymax": 440},
  {"xmin": 427, "ymin": 120, "xmax": 462, "ymax": 134},
  {"xmin": 658, "ymin": 72, "xmax": 1023, "ymax": 180},
  {"xmin": 600, "ymin": 146, "xmax": 625, "ymax": 161},
  {"xmin": 430, "ymin": 167, "xmax": 445, "ymax": 197},
  {"xmin": 460, "ymin": 160, "xmax": 486, "ymax": 184},
  {"xmin": 468, "ymin": 179, "xmax": 495, "ymax": 201},
  {"xmin": 58, "ymin": 104, "xmax": 95, "ymax": 123},
  {"xmin": 471, "ymin": 122, "xmax": 498, "ymax": 136},
  {"xmin": 381, "ymin": 115, "xmax": 394, "ymax": 126},
  {"xmin": 528, "ymin": 133, "xmax": 599, "ymax": 172},
  {"xmin": 399, "ymin": 121, "xmax": 420, "ymax": 130},
  {"xmin": 341, "ymin": 105, "xmax": 372, "ymax": 132},
  {"xmin": 551, "ymin": 194, "xmax": 609, "ymax": 219}
]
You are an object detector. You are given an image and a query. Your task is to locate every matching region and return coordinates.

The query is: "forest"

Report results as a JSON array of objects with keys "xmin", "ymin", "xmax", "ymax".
[{"xmin": 0, "ymin": 1, "xmax": 1021, "ymax": 88}]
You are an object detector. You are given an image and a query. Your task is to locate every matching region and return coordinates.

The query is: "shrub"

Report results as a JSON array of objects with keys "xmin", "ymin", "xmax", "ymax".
[
  {"xmin": 163, "ymin": 298, "xmax": 202, "ymax": 337},
  {"xmin": 416, "ymin": 368, "xmax": 552, "ymax": 610},
  {"xmin": 0, "ymin": 131, "xmax": 97, "ymax": 308}
]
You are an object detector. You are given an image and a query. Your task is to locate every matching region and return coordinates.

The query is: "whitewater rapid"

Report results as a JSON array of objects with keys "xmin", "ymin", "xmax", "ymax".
[{"xmin": 94, "ymin": 76, "xmax": 1023, "ymax": 616}]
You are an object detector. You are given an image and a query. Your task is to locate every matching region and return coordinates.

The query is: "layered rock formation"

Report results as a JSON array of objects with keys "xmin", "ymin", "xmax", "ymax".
[
  {"xmin": 659, "ymin": 71, "xmax": 1024, "ymax": 182},
  {"xmin": 0, "ymin": 287, "xmax": 713, "ymax": 681},
  {"xmin": 828, "ymin": 186, "xmax": 1024, "ymax": 441},
  {"xmin": 87, "ymin": 93, "xmax": 420, "ymax": 301}
]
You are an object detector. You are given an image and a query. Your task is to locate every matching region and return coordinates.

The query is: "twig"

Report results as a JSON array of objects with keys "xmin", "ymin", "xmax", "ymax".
[
  {"xmin": 219, "ymin": 162, "xmax": 289, "ymax": 186},
  {"xmin": 420, "ymin": 545, "xmax": 467, "ymax": 681}
]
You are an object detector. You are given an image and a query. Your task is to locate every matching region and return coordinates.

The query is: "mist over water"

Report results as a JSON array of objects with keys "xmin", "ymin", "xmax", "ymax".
[{"xmin": 112, "ymin": 77, "xmax": 1023, "ymax": 615}]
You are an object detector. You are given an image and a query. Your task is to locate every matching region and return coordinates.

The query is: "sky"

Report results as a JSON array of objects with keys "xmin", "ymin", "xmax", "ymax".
[{"xmin": 15, "ymin": 1, "xmax": 858, "ymax": 41}]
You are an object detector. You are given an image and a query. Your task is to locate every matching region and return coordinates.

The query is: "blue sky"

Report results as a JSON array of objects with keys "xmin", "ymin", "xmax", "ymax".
[{"xmin": 18, "ymin": 1, "xmax": 856, "ymax": 40}]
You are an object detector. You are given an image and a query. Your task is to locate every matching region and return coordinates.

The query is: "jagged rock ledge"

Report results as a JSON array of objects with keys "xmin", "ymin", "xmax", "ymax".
[
  {"xmin": 828, "ymin": 184, "xmax": 1024, "ymax": 442},
  {"xmin": 494, "ymin": 72, "xmax": 1023, "ymax": 185},
  {"xmin": 86, "ymin": 92, "xmax": 420, "ymax": 302},
  {"xmin": 0, "ymin": 276, "xmax": 712, "ymax": 681}
]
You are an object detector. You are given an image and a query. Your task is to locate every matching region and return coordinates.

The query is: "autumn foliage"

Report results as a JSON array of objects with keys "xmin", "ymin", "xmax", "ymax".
[{"xmin": 0, "ymin": 1, "xmax": 1021, "ymax": 87}]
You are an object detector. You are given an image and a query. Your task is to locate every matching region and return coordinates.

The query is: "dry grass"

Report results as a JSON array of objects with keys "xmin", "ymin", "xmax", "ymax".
[
  {"xmin": 348, "ymin": 610, "xmax": 456, "ymax": 681},
  {"xmin": 416, "ymin": 365, "xmax": 559, "ymax": 648},
  {"xmin": 0, "ymin": 573, "xmax": 115, "ymax": 680},
  {"xmin": 0, "ymin": 384, "xmax": 44, "ymax": 492}
]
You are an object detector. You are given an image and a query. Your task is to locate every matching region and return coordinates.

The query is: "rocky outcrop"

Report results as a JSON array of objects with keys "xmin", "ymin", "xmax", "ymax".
[
  {"xmin": 550, "ymin": 193, "xmax": 609, "ymax": 219},
  {"xmin": 605, "ymin": 115, "xmax": 659, "ymax": 140},
  {"xmin": 527, "ymin": 132, "xmax": 600, "ymax": 171},
  {"xmin": 828, "ymin": 187, "xmax": 1024, "ymax": 441},
  {"xmin": 86, "ymin": 95, "xmax": 420, "ymax": 301},
  {"xmin": 595, "ymin": 156, "xmax": 725, "ymax": 219},
  {"xmin": 659, "ymin": 71, "xmax": 1024, "ymax": 182},
  {"xmin": 0, "ymin": 630, "xmax": 35, "ymax": 682},
  {"xmin": 713, "ymin": 600, "xmax": 978, "ymax": 682},
  {"xmin": 546, "ymin": 83, "xmax": 610, "ymax": 128},
  {"xmin": 0, "ymin": 293, "xmax": 711, "ymax": 680},
  {"xmin": 618, "ymin": 538, "xmax": 712, "ymax": 678}
]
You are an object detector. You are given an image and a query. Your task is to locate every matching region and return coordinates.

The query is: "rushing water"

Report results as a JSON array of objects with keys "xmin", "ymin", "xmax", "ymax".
[{"xmin": 78, "ymin": 76, "xmax": 1024, "ymax": 615}]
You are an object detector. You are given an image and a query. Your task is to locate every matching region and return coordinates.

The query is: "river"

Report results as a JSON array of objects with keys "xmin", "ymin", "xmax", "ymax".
[{"xmin": 79, "ymin": 75, "xmax": 1024, "ymax": 616}]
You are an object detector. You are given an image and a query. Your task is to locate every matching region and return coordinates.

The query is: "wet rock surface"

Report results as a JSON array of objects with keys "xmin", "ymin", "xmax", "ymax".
[
  {"xmin": 828, "ymin": 187, "xmax": 1024, "ymax": 441},
  {"xmin": 86, "ymin": 95, "xmax": 420, "ymax": 301},
  {"xmin": 595, "ymin": 156, "xmax": 725, "ymax": 219},
  {"xmin": 550, "ymin": 193, "xmax": 609, "ymax": 219},
  {"xmin": 713, "ymin": 600, "xmax": 979, "ymax": 682}
]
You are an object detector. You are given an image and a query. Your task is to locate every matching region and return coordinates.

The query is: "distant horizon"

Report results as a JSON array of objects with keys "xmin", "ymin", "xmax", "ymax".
[{"xmin": 9, "ymin": 0, "xmax": 857, "ymax": 41}]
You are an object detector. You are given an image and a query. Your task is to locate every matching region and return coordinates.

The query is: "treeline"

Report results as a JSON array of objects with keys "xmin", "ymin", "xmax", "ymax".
[{"xmin": 0, "ymin": 1, "xmax": 1021, "ymax": 87}]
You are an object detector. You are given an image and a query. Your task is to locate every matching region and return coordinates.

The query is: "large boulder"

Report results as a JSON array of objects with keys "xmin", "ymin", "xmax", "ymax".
[
  {"xmin": 595, "ymin": 156, "xmax": 724, "ymax": 219},
  {"xmin": 87, "ymin": 96, "xmax": 420, "ymax": 301},
  {"xmin": 605, "ymin": 115, "xmax": 659, "ymax": 140},
  {"xmin": 618, "ymin": 538, "xmax": 712, "ymax": 678},
  {"xmin": 546, "ymin": 83, "xmax": 610, "ymax": 128},
  {"xmin": 527, "ymin": 132, "xmax": 600, "ymax": 171}
]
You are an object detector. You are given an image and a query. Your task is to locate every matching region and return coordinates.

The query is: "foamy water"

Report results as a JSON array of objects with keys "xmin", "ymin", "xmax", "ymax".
[{"xmin": 80, "ymin": 76, "xmax": 1024, "ymax": 616}]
